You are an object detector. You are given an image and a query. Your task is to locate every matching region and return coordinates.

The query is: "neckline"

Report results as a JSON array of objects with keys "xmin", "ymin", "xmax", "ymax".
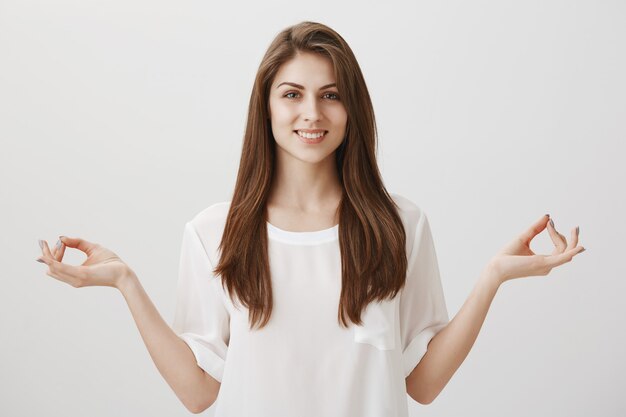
[{"xmin": 266, "ymin": 221, "xmax": 339, "ymax": 245}]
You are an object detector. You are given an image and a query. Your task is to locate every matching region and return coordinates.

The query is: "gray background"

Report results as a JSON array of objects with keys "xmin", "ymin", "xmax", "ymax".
[{"xmin": 1, "ymin": 0, "xmax": 624, "ymax": 416}]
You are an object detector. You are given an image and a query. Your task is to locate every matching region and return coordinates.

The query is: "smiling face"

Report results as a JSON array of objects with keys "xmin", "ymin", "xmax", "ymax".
[{"xmin": 268, "ymin": 51, "xmax": 348, "ymax": 166}]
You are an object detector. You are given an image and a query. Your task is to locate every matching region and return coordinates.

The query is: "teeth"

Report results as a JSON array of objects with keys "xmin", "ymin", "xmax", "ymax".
[{"xmin": 297, "ymin": 130, "xmax": 326, "ymax": 139}]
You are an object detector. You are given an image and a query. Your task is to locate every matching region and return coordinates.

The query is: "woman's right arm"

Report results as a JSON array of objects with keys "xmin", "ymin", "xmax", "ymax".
[
  {"xmin": 36, "ymin": 237, "xmax": 219, "ymax": 414},
  {"xmin": 117, "ymin": 272, "xmax": 220, "ymax": 414}
]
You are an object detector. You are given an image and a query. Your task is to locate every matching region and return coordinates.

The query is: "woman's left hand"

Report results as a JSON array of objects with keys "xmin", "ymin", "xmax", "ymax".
[{"xmin": 487, "ymin": 214, "xmax": 585, "ymax": 285}]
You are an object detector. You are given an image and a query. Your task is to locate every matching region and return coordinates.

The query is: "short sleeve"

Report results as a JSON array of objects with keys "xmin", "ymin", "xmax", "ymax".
[
  {"xmin": 399, "ymin": 211, "xmax": 450, "ymax": 378},
  {"xmin": 171, "ymin": 221, "xmax": 230, "ymax": 383}
]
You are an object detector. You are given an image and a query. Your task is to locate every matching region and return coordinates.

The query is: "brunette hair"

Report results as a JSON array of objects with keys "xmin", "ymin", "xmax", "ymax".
[{"xmin": 212, "ymin": 21, "xmax": 408, "ymax": 330}]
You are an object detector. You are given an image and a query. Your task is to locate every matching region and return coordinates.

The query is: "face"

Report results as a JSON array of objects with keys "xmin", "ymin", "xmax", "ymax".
[{"xmin": 268, "ymin": 52, "xmax": 348, "ymax": 166}]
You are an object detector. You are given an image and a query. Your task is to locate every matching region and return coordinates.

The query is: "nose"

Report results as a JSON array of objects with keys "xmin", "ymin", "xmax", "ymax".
[{"xmin": 302, "ymin": 95, "xmax": 321, "ymax": 122}]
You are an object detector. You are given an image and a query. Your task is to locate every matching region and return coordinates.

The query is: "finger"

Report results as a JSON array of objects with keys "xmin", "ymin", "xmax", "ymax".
[
  {"xmin": 520, "ymin": 214, "xmax": 550, "ymax": 245},
  {"xmin": 54, "ymin": 237, "xmax": 67, "ymax": 262},
  {"xmin": 38, "ymin": 239, "xmax": 46, "ymax": 256},
  {"xmin": 546, "ymin": 217, "xmax": 567, "ymax": 253},
  {"xmin": 50, "ymin": 238, "xmax": 63, "ymax": 261},
  {"xmin": 59, "ymin": 236, "xmax": 97, "ymax": 254},
  {"xmin": 566, "ymin": 226, "xmax": 579, "ymax": 250},
  {"xmin": 545, "ymin": 245, "xmax": 586, "ymax": 269},
  {"xmin": 36, "ymin": 255, "xmax": 87, "ymax": 286},
  {"xmin": 41, "ymin": 239, "xmax": 64, "ymax": 262},
  {"xmin": 41, "ymin": 240, "xmax": 53, "ymax": 258},
  {"xmin": 551, "ymin": 232, "xmax": 569, "ymax": 256},
  {"xmin": 44, "ymin": 265, "xmax": 84, "ymax": 288}
]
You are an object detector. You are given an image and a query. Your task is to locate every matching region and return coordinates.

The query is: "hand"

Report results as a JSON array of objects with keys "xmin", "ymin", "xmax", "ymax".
[
  {"xmin": 36, "ymin": 236, "xmax": 135, "ymax": 289},
  {"xmin": 487, "ymin": 214, "xmax": 585, "ymax": 285}
]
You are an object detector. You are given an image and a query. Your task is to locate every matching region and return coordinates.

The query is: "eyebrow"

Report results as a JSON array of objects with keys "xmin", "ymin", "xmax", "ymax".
[{"xmin": 276, "ymin": 82, "xmax": 337, "ymax": 90}]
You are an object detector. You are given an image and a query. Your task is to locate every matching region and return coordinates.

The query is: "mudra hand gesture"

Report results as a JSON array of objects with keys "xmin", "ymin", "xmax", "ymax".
[
  {"xmin": 36, "ymin": 236, "xmax": 134, "ymax": 289},
  {"xmin": 488, "ymin": 214, "xmax": 585, "ymax": 284},
  {"xmin": 36, "ymin": 214, "xmax": 584, "ymax": 289}
]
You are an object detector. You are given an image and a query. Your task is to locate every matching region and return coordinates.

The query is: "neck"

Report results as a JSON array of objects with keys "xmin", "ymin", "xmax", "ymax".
[{"xmin": 268, "ymin": 153, "xmax": 342, "ymax": 212}]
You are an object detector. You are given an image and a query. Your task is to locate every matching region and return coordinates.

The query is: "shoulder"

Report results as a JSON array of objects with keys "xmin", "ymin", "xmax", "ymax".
[
  {"xmin": 185, "ymin": 201, "xmax": 232, "ymax": 265},
  {"xmin": 388, "ymin": 192, "xmax": 427, "ymax": 227},
  {"xmin": 188, "ymin": 200, "xmax": 231, "ymax": 231},
  {"xmin": 388, "ymin": 192, "xmax": 433, "ymax": 257}
]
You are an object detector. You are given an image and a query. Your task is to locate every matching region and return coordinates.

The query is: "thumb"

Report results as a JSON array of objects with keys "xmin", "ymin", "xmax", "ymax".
[
  {"xmin": 519, "ymin": 214, "xmax": 550, "ymax": 244},
  {"xmin": 59, "ymin": 236, "xmax": 97, "ymax": 253}
]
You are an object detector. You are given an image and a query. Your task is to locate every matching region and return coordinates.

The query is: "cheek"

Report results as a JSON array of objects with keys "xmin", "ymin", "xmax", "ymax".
[
  {"xmin": 329, "ymin": 106, "xmax": 348, "ymax": 124},
  {"xmin": 270, "ymin": 101, "xmax": 293, "ymax": 120}
]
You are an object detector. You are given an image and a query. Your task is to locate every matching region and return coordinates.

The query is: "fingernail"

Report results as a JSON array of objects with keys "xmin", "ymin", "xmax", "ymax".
[
  {"xmin": 546, "ymin": 213, "xmax": 550, "ymax": 218},
  {"xmin": 576, "ymin": 226, "xmax": 579, "ymax": 236},
  {"xmin": 580, "ymin": 247, "xmax": 586, "ymax": 253},
  {"xmin": 55, "ymin": 239, "xmax": 62, "ymax": 249},
  {"xmin": 36, "ymin": 258, "xmax": 45, "ymax": 263},
  {"xmin": 549, "ymin": 219, "xmax": 554, "ymax": 228},
  {"xmin": 38, "ymin": 239, "xmax": 44, "ymax": 249}
]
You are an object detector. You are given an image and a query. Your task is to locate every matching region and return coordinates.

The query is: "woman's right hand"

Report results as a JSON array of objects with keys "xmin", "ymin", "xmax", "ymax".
[{"xmin": 36, "ymin": 236, "xmax": 135, "ymax": 289}]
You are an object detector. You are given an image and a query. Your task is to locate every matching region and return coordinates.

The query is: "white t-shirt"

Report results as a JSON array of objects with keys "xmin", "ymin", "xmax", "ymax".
[{"xmin": 171, "ymin": 192, "xmax": 449, "ymax": 416}]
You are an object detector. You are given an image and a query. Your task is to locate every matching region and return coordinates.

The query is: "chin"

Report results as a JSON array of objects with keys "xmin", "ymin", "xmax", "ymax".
[
  {"xmin": 274, "ymin": 133, "xmax": 342, "ymax": 163},
  {"xmin": 275, "ymin": 144, "xmax": 339, "ymax": 165}
]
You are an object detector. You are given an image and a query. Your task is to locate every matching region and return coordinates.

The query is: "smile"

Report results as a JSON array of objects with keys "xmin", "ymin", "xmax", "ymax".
[
  {"xmin": 294, "ymin": 130, "xmax": 327, "ymax": 144},
  {"xmin": 295, "ymin": 130, "xmax": 327, "ymax": 139}
]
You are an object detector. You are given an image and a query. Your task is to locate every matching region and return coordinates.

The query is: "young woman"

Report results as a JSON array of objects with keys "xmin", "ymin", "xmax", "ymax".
[{"xmin": 35, "ymin": 21, "xmax": 585, "ymax": 416}]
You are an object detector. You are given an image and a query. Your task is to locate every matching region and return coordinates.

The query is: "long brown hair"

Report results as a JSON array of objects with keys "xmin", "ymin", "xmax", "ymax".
[{"xmin": 212, "ymin": 21, "xmax": 408, "ymax": 330}]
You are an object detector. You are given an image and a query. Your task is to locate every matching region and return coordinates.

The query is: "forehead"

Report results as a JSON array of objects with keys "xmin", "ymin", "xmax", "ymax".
[{"xmin": 272, "ymin": 52, "xmax": 336, "ymax": 88}]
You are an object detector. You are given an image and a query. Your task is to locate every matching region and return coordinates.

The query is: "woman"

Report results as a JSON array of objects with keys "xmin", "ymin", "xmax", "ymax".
[{"xmin": 35, "ymin": 21, "xmax": 585, "ymax": 416}]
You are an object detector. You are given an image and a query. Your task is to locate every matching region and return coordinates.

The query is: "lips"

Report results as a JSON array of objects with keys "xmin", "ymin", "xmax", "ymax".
[
  {"xmin": 294, "ymin": 130, "xmax": 327, "ymax": 144},
  {"xmin": 293, "ymin": 129, "xmax": 328, "ymax": 135}
]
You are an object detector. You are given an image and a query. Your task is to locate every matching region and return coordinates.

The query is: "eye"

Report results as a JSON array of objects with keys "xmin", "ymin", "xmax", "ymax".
[{"xmin": 283, "ymin": 91, "xmax": 340, "ymax": 100}]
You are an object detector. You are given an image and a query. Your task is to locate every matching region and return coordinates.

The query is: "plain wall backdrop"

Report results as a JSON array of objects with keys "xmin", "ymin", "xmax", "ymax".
[{"xmin": 1, "ymin": 0, "xmax": 624, "ymax": 416}]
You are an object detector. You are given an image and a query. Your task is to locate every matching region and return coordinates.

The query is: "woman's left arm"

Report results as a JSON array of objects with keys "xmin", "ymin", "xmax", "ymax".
[{"xmin": 406, "ymin": 214, "xmax": 585, "ymax": 404}]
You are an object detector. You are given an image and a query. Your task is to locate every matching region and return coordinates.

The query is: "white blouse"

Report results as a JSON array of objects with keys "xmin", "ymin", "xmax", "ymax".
[{"xmin": 171, "ymin": 193, "xmax": 449, "ymax": 416}]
